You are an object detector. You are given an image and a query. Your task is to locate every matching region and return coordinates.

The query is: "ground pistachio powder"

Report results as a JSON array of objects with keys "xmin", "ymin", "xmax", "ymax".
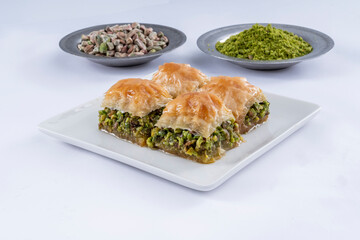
[{"xmin": 215, "ymin": 24, "xmax": 313, "ymax": 60}]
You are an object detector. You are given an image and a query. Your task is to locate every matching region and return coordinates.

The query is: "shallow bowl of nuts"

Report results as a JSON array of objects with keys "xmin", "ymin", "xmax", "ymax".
[{"xmin": 59, "ymin": 22, "xmax": 186, "ymax": 67}]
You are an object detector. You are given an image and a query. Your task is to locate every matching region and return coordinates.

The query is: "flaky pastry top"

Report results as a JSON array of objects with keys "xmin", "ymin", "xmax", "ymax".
[
  {"xmin": 155, "ymin": 92, "xmax": 234, "ymax": 138},
  {"xmin": 101, "ymin": 78, "xmax": 172, "ymax": 117},
  {"xmin": 151, "ymin": 62, "xmax": 209, "ymax": 98},
  {"xmin": 200, "ymin": 76, "xmax": 267, "ymax": 123}
]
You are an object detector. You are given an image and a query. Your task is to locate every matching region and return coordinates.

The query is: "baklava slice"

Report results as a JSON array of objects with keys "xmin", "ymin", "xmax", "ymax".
[
  {"xmin": 146, "ymin": 92, "xmax": 243, "ymax": 164},
  {"xmin": 98, "ymin": 78, "xmax": 172, "ymax": 146},
  {"xmin": 200, "ymin": 76, "xmax": 270, "ymax": 134},
  {"xmin": 151, "ymin": 62, "xmax": 209, "ymax": 98}
]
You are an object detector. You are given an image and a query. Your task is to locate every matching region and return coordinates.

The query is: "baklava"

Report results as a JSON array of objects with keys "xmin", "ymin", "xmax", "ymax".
[
  {"xmin": 151, "ymin": 62, "xmax": 209, "ymax": 98},
  {"xmin": 200, "ymin": 76, "xmax": 270, "ymax": 134},
  {"xmin": 98, "ymin": 78, "xmax": 172, "ymax": 146},
  {"xmin": 146, "ymin": 92, "xmax": 243, "ymax": 163}
]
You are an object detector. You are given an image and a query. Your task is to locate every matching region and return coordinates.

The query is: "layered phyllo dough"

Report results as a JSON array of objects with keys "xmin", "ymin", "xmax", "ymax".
[
  {"xmin": 146, "ymin": 92, "xmax": 243, "ymax": 163},
  {"xmin": 98, "ymin": 78, "xmax": 172, "ymax": 146},
  {"xmin": 151, "ymin": 62, "xmax": 209, "ymax": 98},
  {"xmin": 98, "ymin": 65, "xmax": 270, "ymax": 164},
  {"xmin": 200, "ymin": 76, "xmax": 270, "ymax": 134}
]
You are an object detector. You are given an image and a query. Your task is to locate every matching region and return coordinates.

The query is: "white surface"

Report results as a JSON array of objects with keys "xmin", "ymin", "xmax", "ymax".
[
  {"xmin": 1, "ymin": 0, "xmax": 360, "ymax": 239},
  {"xmin": 38, "ymin": 93, "xmax": 320, "ymax": 191}
]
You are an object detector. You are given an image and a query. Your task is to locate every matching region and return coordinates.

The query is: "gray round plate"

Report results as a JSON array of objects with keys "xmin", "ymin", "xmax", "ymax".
[
  {"xmin": 59, "ymin": 23, "xmax": 186, "ymax": 67},
  {"xmin": 197, "ymin": 23, "xmax": 334, "ymax": 70}
]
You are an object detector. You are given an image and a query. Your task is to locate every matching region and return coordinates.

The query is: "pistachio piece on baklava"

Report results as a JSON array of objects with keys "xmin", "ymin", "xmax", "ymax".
[
  {"xmin": 146, "ymin": 92, "xmax": 242, "ymax": 164},
  {"xmin": 99, "ymin": 78, "xmax": 172, "ymax": 146},
  {"xmin": 151, "ymin": 62, "xmax": 209, "ymax": 98},
  {"xmin": 200, "ymin": 76, "xmax": 270, "ymax": 134}
]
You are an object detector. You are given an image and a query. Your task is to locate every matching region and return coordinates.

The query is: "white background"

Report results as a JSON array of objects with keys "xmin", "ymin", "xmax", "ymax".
[{"xmin": 1, "ymin": 0, "xmax": 360, "ymax": 239}]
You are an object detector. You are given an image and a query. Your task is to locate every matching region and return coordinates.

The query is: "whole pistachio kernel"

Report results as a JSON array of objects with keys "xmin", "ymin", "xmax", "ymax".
[
  {"xmin": 195, "ymin": 137, "xmax": 204, "ymax": 150},
  {"xmin": 185, "ymin": 147, "xmax": 198, "ymax": 157},
  {"xmin": 177, "ymin": 137, "xmax": 184, "ymax": 146},
  {"xmin": 99, "ymin": 42, "xmax": 108, "ymax": 53},
  {"xmin": 146, "ymin": 137, "xmax": 154, "ymax": 148}
]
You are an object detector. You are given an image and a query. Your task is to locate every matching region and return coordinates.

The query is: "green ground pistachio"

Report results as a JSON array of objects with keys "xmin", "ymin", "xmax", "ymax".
[{"xmin": 216, "ymin": 24, "xmax": 313, "ymax": 60}]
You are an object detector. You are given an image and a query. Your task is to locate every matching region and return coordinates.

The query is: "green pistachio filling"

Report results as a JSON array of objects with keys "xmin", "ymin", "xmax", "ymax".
[
  {"xmin": 245, "ymin": 101, "xmax": 270, "ymax": 126},
  {"xmin": 146, "ymin": 119, "xmax": 242, "ymax": 162},
  {"xmin": 99, "ymin": 107, "xmax": 247, "ymax": 163},
  {"xmin": 98, "ymin": 107, "xmax": 164, "ymax": 139},
  {"xmin": 216, "ymin": 24, "xmax": 313, "ymax": 60}
]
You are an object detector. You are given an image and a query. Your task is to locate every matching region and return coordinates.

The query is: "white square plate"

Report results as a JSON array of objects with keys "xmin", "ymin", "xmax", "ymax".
[{"xmin": 38, "ymin": 93, "xmax": 320, "ymax": 191}]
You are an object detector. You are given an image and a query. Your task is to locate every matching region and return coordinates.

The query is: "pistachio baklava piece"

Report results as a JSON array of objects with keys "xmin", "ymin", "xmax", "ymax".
[
  {"xmin": 200, "ymin": 76, "xmax": 270, "ymax": 134},
  {"xmin": 146, "ymin": 92, "xmax": 243, "ymax": 164},
  {"xmin": 151, "ymin": 62, "xmax": 209, "ymax": 98},
  {"xmin": 99, "ymin": 78, "xmax": 172, "ymax": 146}
]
